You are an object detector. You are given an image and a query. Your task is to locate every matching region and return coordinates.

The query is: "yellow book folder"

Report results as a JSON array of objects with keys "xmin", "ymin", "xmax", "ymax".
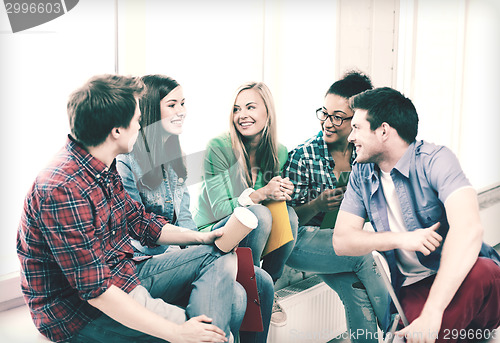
[{"xmin": 262, "ymin": 201, "xmax": 294, "ymax": 257}]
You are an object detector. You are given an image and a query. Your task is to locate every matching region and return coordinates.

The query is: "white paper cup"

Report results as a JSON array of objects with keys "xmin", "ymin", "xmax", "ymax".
[{"xmin": 214, "ymin": 207, "xmax": 258, "ymax": 253}]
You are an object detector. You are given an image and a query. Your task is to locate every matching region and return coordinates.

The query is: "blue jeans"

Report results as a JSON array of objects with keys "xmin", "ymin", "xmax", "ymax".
[
  {"xmin": 71, "ymin": 245, "xmax": 243, "ymax": 342},
  {"xmin": 213, "ymin": 204, "xmax": 299, "ymax": 283},
  {"xmin": 286, "ymin": 226, "xmax": 388, "ymax": 343}
]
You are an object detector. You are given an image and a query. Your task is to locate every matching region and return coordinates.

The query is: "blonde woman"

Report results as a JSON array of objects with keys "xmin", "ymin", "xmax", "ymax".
[{"xmin": 194, "ymin": 82, "xmax": 298, "ymax": 330}]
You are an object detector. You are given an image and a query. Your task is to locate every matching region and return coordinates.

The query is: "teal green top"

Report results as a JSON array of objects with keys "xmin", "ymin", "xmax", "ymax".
[{"xmin": 193, "ymin": 132, "xmax": 288, "ymax": 230}]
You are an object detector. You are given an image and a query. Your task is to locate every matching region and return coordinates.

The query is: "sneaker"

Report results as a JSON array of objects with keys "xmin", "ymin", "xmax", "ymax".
[{"xmin": 271, "ymin": 294, "xmax": 287, "ymax": 326}]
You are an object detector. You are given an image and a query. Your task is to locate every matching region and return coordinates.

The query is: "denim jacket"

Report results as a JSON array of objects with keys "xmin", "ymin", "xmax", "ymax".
[
  {"xmin": 116, "ymin": 153, "xmax": 197, "ymax": 255},
  {"xmin": 341, "ymin": 140, "xmax": 500, "ymax": 329}
]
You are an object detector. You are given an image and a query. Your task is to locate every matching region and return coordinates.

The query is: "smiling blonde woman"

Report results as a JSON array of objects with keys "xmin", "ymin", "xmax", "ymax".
[{"xmin": 194, "ymin": 82, "xmax": 299, "ymax": 332}]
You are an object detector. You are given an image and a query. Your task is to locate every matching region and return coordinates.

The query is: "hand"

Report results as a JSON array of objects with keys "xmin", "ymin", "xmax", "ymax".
[
  {"xmin": 313, "ymin": 187, "xmax": 346, "ymax": 213},
  {"xmin": 263, "ymin": 176, "xmax": 294, "ymax": 201},
  {"xmin": 398, "ymin": 222, "xmax": 442, "ymax": 255},
  {"xmin": 172, "ymin": 315, "xmax": 228, "ymax": 343},
  {"xmin": 197, "ymin": 228, "xmax": 224, "ymax": 245},
  {"xmin": 396, "ymin": 311, "xmax": 442, "ymax": 343}
]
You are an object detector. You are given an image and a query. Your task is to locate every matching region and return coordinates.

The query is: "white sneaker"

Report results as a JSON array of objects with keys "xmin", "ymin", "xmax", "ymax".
[{"xmin": 270, "ymin": 294, "xmax": 287, "ymax": 327}]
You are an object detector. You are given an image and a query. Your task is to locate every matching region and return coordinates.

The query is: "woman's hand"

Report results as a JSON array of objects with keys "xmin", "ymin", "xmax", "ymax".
[
  {"xmin": 313, "ymin": 186, "xmax": 346, "ymax": 213},
  {"xmin": 250, "ymin": 176, "xmax": 294, "ymax": 203},
  {"xmin": 263, "ymin": 176, "xmax": 294, "ymax": 201}
]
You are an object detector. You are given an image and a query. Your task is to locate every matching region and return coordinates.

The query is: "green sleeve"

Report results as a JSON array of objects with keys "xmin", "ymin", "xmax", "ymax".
[
  {"xmin": 278, "ymin": 143, "xmax": 289, "ymax": 173},
  {"xmin": 203, "ymin": 134, "xmax": 241, "ymax": 220}
]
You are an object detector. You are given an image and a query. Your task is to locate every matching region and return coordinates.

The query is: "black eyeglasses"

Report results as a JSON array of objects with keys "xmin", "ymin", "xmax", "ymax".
[{"xmin": 316, "ymin": 108, "xmax": 353, "ymax": 126}]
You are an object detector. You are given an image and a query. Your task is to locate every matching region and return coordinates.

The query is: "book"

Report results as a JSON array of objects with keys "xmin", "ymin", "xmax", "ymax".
[
  {"xmin": 235, "ymin": 247, "xmax": 264, "ymax": 332},
  {"xmin": 262, "ymin": 201, "xmax": 294, "ymax": 256}
]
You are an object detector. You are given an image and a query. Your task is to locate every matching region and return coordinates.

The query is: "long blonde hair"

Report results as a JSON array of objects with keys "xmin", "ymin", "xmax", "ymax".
[{"xmin": 229, "ymin": 82, "xmax": 280, "ymax": 187}]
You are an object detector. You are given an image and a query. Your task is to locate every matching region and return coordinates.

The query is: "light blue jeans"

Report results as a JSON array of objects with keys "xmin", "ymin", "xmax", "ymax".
[
  {"xmin": 286, "ymin": 225, "xmax": 388, "ymax": 343},
  {"xmin": 71, "ymin": 245, "xmax": 243, "ymax": 342},
  {"xmin": 213, "ymin": 204, "xmax": 299, "ymax": 283},
  {"xmin": 212, "ymin": 204, "xmax": 297, "ymax": 343}
]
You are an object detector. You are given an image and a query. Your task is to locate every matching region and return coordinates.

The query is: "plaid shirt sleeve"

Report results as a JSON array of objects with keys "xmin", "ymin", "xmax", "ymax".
[
  {"xmin": 121, "ymin": 181, "xmax": 167, "ymax": 247},
  {"xmin": 39, "ymin": 184, "xmax": 112, "ymax": 301},
  {"xmin": 283, "ymin": 147, "xmax": 311, "ymax": 207}
]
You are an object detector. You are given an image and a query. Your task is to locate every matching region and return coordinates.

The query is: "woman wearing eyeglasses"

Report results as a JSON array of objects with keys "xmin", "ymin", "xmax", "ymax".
[{"xmin": 283, "ymin": 71, "xmax": 388, "ymax": 341}]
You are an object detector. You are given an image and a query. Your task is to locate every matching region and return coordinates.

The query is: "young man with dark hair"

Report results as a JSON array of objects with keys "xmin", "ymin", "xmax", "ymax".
[
  {"xmin": 17, "ymin": 74, "xmax": 241, "ymax": 343},
  {"xmin": 334, "ymin": 87, "xmax": 500, "ymax": 342}
]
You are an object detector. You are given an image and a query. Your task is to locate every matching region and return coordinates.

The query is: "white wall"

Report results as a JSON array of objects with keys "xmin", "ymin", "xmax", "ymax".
[
  {"xmin": 0, "ymin": 1, "xmax": 116, "ymax": 275},
  {"xmin": 397, "ymin": 0, "xmax": 500, "ymax": 189},
  {"xmin": 1, "ymin": 0, "xmax": 499, "ymax": 277}
]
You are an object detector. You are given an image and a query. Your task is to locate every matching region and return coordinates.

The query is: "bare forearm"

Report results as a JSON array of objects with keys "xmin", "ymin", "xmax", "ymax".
[
  {"xmin": 334, "ymin": 228, "xmax": 402, "ymax": 256},
  {"xmin": 293, "ymin": 200, "xmax": 320, "ymax": 226},
  {"xmin": 422, "ymin": 223, "xmax": 482, "ymax": 315},
  {"xmin": 88, "ymin": 285, "xmax": 179, "ymax": 342},
  {"xmin": 156, "ymin": 224, "xmax": 203, "ymax": 245},
  {"xmin": 422, "ymin": 188, "xmax": 483, "ymax": 315}
]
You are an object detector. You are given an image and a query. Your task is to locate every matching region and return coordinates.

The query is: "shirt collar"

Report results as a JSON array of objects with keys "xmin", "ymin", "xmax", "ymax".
[
  {"xmin": 364, "ymin": 141, "xmax": 416, "ymax": 181},
  {"xmin": 391, "ymin": 141, "xmax": 416, "ymax": 178},
  {"xmin": 316, "ymin": 131, "xmax": 335, "ymax": 167},
  {"xmin": 316, "ymin": 131, "xmax": 357, "ymax": 168},
  {"xmin": 67, "ymin": 135, "xmax": 116, "ymax": 180}
]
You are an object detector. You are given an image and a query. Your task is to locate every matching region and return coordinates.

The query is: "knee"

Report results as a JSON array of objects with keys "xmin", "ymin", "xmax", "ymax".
[
  {"xmin": 255, "ymin": 267, "xmax": 274, "ymax": 295},
  {"xmin": 248, "ymin": 205, "xmax": 272, "ymax": 232},
  {"xmin": 465, "ymin": 257, "xmax": 500, "ymax": 288},
  {"xmin": 353, "ymin": 254, "xmax": 377, "ymax": 274},
  {"xmin": 287, "ymin": 206, "xmax": 299, "ymax": 237},
  {"xmin": 218, "ymin": 251, "xmax": 239, "ymax": 280}
]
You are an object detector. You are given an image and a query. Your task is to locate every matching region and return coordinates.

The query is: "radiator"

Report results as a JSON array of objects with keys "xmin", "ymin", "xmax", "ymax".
[{"xmin": 267, "ymin": 275, "xmax": 346, "ymax": 343}]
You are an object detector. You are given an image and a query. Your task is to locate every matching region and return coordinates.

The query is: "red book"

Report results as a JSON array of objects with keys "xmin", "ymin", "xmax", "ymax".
[{"xmin": 235, "ymin": 247, "xmax": 264, "ymax": 332}]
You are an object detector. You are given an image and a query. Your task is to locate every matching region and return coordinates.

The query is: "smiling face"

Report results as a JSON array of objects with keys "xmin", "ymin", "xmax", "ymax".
[
  {"xmin": 321, "ymin": 93, "xmax": 354, "ymax": 145},
  {"xmin": 160, "ymin": 86, "xmax": 186, "ymax": 135},
  {"xmin": 348, "ymin": 109, "xmax": 384, "ymax": 164},
  {"xmin": 232, "ymin": 89, "xmax": 268, "ymax": 141}
]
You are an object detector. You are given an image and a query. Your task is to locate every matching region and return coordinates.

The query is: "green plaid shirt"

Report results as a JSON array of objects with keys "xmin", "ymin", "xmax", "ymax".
[{"xmin": 283, "ymin": 131, "xmax": 355, "ymax": 226}]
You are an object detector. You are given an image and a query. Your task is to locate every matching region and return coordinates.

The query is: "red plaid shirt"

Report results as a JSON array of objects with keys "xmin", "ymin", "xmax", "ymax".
[{"xmin": 17, "ymin": 137, "xmax": 168, "ymax": 342}]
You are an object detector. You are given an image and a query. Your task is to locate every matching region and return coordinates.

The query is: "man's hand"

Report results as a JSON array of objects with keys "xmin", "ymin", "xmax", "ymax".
[
  {"xmin": 313, "ymin": 186, "xmax": 346, "ymax": 213},
  {"xmin": 197, "ymin": 228, "xmax": 224, "ymax": 245},
  {"xmin": 396, "ymin": 310, "xmax": 443, "ymax": 343},
  {"xmin": 172, "ymin": 315, "xmax": 228, "ymax": 343},
  {"xmin": 398, "ymin": 222, "xmax": 443, "ymax": 255}
]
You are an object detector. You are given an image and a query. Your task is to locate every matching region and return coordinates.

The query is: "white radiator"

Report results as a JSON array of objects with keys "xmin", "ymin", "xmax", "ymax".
[{"xmin": 267, "ymin": 275, "xmax": 346, "ymax": 343}]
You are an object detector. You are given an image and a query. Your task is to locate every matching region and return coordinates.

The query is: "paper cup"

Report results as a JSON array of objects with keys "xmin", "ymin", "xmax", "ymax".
[{"xmin": 214, "ymin": 207, "xmax": 258, "ymax": 253}]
